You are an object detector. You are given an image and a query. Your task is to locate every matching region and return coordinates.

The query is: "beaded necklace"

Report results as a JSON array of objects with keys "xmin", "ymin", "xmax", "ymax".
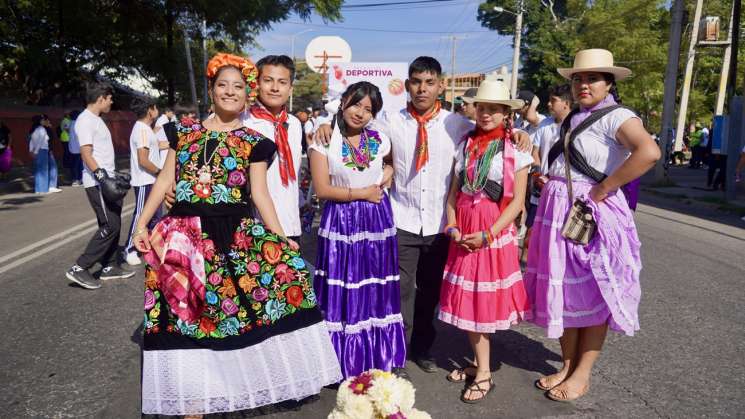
[{"xmin": 462, "ymin": 139, "xmax": 501, "ymax": 193}]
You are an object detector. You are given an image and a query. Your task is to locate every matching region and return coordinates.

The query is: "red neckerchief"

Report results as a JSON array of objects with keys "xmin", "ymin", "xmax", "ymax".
[
  {"xmin": 467, "ymin": 125, "xmax": 505, "ymax": 160},
  {"xmin": 407, "ymin": 101, "xmax": 441, "ymax": 172},
  {"xmin": 249, "ymin": 103, "xmax": 295, "ymax": 186}
]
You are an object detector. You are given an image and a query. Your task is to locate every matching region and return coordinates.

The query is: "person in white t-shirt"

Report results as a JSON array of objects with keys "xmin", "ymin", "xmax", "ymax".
[
  {"xmin": 66, "ymin": 82, "xmax": 135, "ymax": 290},
  {"xmin": 514, "ymin": 90, "xmax": 547, "ymax": 136},
  {"xmin": 123, "ymin": 98, "xmax": 162, "ymax": 266},
  {"xmin": 28, "ymin": 115, "xmax": 61, "ymax": 194},
  {"xmin": 522, "ymin": 84, "xmax": 573, "ymax": 263},
  {"xmin": 153, "ymin": 108, "xmax": 175, "ymax": 168}
]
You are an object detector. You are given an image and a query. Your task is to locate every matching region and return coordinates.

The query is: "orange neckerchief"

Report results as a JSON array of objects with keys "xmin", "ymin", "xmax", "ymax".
[
  {"xmin": 249, "ymin": 103, "xmax": 295, "ymax": 186},
  {"xmin": 407, "ymin": 101, "xmax": 441, "ymax": 172}
]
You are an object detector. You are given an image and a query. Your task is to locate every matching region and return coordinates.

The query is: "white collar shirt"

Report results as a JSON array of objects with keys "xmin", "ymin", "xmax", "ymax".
[
  {"xmin": 241, "ymin": 110, "xmax": 303, "ymax": 237},
  {"xmin": 373, "ymin": 108, "xmax": 474, "ymax": 236}
]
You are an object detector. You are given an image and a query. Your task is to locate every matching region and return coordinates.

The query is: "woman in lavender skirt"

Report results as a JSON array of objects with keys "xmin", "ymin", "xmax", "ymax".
[
  {"xmin": 309, "ymin": 81, "xmax": 405, "ymax": 378},
  {"xmin": 524, "ymin": 49, "xmax": 660, "ymax": 402}
]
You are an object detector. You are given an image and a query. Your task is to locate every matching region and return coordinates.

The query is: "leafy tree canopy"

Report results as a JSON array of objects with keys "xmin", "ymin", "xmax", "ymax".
[{"xmin": 0, "ymin": 0, "xmax": 341, "ymax": 107}]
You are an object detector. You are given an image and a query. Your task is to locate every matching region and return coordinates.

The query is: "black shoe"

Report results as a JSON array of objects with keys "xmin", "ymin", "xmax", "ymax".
[
  {"xmin": 393, "ymin": 367, "xmax": 411, "ymax": 380},
  {"xmin": 99, "ymin": 265, "xmax": 136, "ymax": 280},
  {"xmin": 413, "ymin": 356, "xmax": 438, "ymax": 373},
  {"xmin": 66, "ymin": 265, "xmax": 101, "ymax": 289}
]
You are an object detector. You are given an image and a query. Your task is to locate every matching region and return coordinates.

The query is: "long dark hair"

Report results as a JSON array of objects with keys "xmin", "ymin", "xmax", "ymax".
[{"xmin": 333, "ymin": 81, "xmax": 384, "ymax": 135}]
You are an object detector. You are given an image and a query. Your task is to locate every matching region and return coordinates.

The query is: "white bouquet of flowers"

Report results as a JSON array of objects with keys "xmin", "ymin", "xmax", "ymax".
[{"xmin": 328, "ymin": 369, "xmax": 431, "ymax": 419}]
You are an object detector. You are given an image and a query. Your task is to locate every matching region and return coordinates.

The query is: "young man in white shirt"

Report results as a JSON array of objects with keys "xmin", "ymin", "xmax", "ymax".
[
  {"xmin": 66, "ymin": 82, "xmax": 135, "ymax": 290},
  {"xmin": 241, "ymin": 55, "xmax": 304, "ymax": 243},
  {"xmin": 123, "ymin": 98, "xmax": 162, "ymax": 266},
  {"xmin": 515, "ymin": 90, "xmax": 547, "ymax": 136},
  {"xmin": 522, "ymin": 84, "xmax": 573, "ymax": 262},
  {"xmin": 315, "ymin": 57, "xmax": 532, "ymax": 374}
]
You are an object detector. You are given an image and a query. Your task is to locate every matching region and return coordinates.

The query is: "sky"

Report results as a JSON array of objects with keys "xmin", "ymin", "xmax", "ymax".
[{"xmin": 245, "ymin": 0, "xmax": 516, "ymax": 75}]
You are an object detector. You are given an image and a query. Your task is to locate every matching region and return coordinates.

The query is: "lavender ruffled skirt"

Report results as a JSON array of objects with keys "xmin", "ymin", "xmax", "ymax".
[
  {"xmin": 524, "ymin": 177, "xmax": 642, "ymax": 339},
  {"xmin": 313, "ymin": 193, "xmax": 406, "ymax": 378}
]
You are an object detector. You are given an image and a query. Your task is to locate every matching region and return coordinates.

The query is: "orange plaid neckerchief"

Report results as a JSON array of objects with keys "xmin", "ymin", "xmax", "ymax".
[{"xmin": 407, "ymin": 101, "xmax": 441, "ymax": 172}]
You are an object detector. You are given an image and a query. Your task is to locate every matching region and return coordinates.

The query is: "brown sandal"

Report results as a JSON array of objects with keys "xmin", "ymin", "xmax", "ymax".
[
  {"xmin": 446, "ymin": 366, "xmax": 476, "ymax": 383},
  {"xmin": 546, "ymin": 385, "xmax": 589, "ymax": 402},
  {"xmin": 460, "ymin": 377, "xmax": 494, "ymax": 404},
  {"xmin": 534, "ymin": 374, "xmax": 565, "ymax": 391}
]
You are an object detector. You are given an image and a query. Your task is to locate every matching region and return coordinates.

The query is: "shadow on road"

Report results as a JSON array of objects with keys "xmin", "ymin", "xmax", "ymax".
[
  {"xmin": 0, "ymin": 195, "xmax": 43, "ymax": 211},
  {"xmin": 430, "ymin": 323, "xmax": 562, "ymax": 377}
]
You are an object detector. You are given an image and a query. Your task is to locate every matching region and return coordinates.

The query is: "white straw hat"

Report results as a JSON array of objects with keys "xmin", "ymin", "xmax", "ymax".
[
  {"xmin": 557, "ymin": 48, "xmax": 631, "ymax": 81},
  {"xmin": 462, "ymin": 79, "xmax": 523, "ymax": 109}
]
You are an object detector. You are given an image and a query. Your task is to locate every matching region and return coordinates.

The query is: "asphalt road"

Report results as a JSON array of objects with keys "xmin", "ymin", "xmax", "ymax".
[{"xmin": 1, "ymin": 186, "xmax": 743, "ymax": 418}]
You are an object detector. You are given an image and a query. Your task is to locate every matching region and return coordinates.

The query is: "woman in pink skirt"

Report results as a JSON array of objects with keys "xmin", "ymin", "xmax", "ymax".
[
  {"xmin": 438, "ymin": 79, "xmax": 533, "ymax": 403},
  {"xmin": 525, "ymin": 49, "xmax": 660, "ymax": 402}
]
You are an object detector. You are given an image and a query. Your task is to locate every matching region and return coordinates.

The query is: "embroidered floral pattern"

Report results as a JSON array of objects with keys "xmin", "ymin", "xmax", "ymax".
[
  {"xmin": 144, "ymin": 219, "xmax": 317, "ymax": 339},
  {"xmin": 341, "ymin": 128, "xmax": 382, "ymax": 171},
  {"xmin": 173, "ymin": 120, "xmax": 260, "ymax": 205}
]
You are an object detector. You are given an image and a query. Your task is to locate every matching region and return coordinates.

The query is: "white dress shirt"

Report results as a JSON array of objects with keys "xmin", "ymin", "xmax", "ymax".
[
  {"xmin": 373, "ymin": 108, "xmax": 474, "ymax": 236},
  {"xmin": 242, "ymin": 109, "xmax": 304, "ymax": 237}
]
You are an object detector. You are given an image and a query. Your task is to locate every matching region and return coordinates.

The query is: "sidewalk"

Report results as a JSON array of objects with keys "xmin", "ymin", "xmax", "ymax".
[{"xmin": 641, "ymin": 165, "xmax": 745, "ymax": 215}]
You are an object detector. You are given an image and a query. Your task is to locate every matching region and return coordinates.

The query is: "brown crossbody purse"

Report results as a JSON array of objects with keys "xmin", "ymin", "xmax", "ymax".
[{"xmin": 560, "ymin": 134, "xmax": 597, "ymax": 245}]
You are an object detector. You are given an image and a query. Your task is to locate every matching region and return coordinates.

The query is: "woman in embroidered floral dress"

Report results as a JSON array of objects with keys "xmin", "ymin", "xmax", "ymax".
[
  {"xmin": 133, "ymin": 53, "xmax": 341, "ymax": 417},
  {"xmin": 309, "ymin": 81, "xmax": 405, "ymax": 379},
  {"xmin": 438, "ymin": 80, "xmax": 532, "ymax": 403}
]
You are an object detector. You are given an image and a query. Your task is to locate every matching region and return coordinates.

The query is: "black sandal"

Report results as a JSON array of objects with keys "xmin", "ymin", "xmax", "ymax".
[
  {"xmin": 446, "ymin": 366, "xmax": 476, "ymax": 383},
  {"xmin": 460, "ymin": 377, "xmax": 494, "ymax": 404}
]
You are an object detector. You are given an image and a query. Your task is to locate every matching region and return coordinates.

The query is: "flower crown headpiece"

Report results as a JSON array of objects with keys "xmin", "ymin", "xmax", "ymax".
[{"xmin": 206, "ymin": 53, "xmax": 259, "ymax": 100}]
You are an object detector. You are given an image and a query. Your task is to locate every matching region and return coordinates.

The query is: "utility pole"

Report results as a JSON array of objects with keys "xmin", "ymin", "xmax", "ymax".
[
  {"xmin": 673, "ymin": 0, "xmax": 704, "ymax": 152},
  {"xmin": 183, "ymin": 33, "xmax": 198, "ymax": 111},
  {"xmin": 450, "ymin": 35, "xmax": 457, "ymax": 111},
  {"xmin": 510, "ymin": 0, "xmax": 524, "ymax": 98},
  {"xmin": 443, "ymin": 35, "xmax": 464, "ymax": 111},
  {"xmin": 655, "ymin": 0, "xmax": 685, "ymax": 182},
  {"xmin": 714, "ymin": 5, "xmax": 735, "ymax": 115},
  {"xmin": 725, "ymin": 0, "xmax": 742, "ymax": 201},
  {"xmin": 202, "ymin": 19, "xmax": 209, "ymax": 116}
]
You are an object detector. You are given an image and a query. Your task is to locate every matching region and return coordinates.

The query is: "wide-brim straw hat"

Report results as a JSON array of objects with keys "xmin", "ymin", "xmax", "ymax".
[
  {"xmin": 557, "ymin": 48, "xmax": 631, "ymax": 81},
  {"xmin": 462, "ymin": 79, "xmax": 523, "ymax": 109}
]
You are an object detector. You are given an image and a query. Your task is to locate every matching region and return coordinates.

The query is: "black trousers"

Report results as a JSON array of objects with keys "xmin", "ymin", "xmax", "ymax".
[
  {"xmin": 76, "ymin": 186, "xmax": 123, "ymax": 269},
  {"xmin": 397, "ymin": 228, "xmax": 449, "ymax": 358}
]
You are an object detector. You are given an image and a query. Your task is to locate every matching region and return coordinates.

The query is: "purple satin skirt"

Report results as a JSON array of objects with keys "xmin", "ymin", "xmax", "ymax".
[{"xmin": 313, "ymin": 193, "xmax": 406, "ymax": 378}]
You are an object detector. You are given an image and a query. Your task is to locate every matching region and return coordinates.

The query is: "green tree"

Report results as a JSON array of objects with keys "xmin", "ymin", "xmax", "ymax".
[
  {"xmin": 0, "ymin": 1, "xmax": 342, "ymax": 106},
  {"xmin": 291, "ymin": 61, "xmax": 324, "ymax": 113},
  {"xmin": 477, "ymin": 0, "xmax": 668, "ymax": 131}
]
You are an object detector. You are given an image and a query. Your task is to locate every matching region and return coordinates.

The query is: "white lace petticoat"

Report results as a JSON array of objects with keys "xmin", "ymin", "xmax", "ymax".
[{"xmin": 141, "ymin": 321, "xmax": 342, "ymax": 415}]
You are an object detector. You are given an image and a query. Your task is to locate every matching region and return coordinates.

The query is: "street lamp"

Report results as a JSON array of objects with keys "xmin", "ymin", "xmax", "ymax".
[
  {"xmin": 289, "ymin": 28, "xmax": 314, "ymax": 111},
  {"xmin": 494, "ymin": 3, "xmax": 523, "ymax": 98}
]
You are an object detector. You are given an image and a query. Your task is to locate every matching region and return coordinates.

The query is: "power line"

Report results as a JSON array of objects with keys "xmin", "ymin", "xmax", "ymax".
[
  {"xmin": 284, "ymin": 21, "xmax": 492, "ymax": 34},
  {"xmin": 322, "ymin": 0, "xmax": 462, "ymax": 8},
  {"xmin": 338, "ymin": 1, "xmax": 480, "ymax": 12}
]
